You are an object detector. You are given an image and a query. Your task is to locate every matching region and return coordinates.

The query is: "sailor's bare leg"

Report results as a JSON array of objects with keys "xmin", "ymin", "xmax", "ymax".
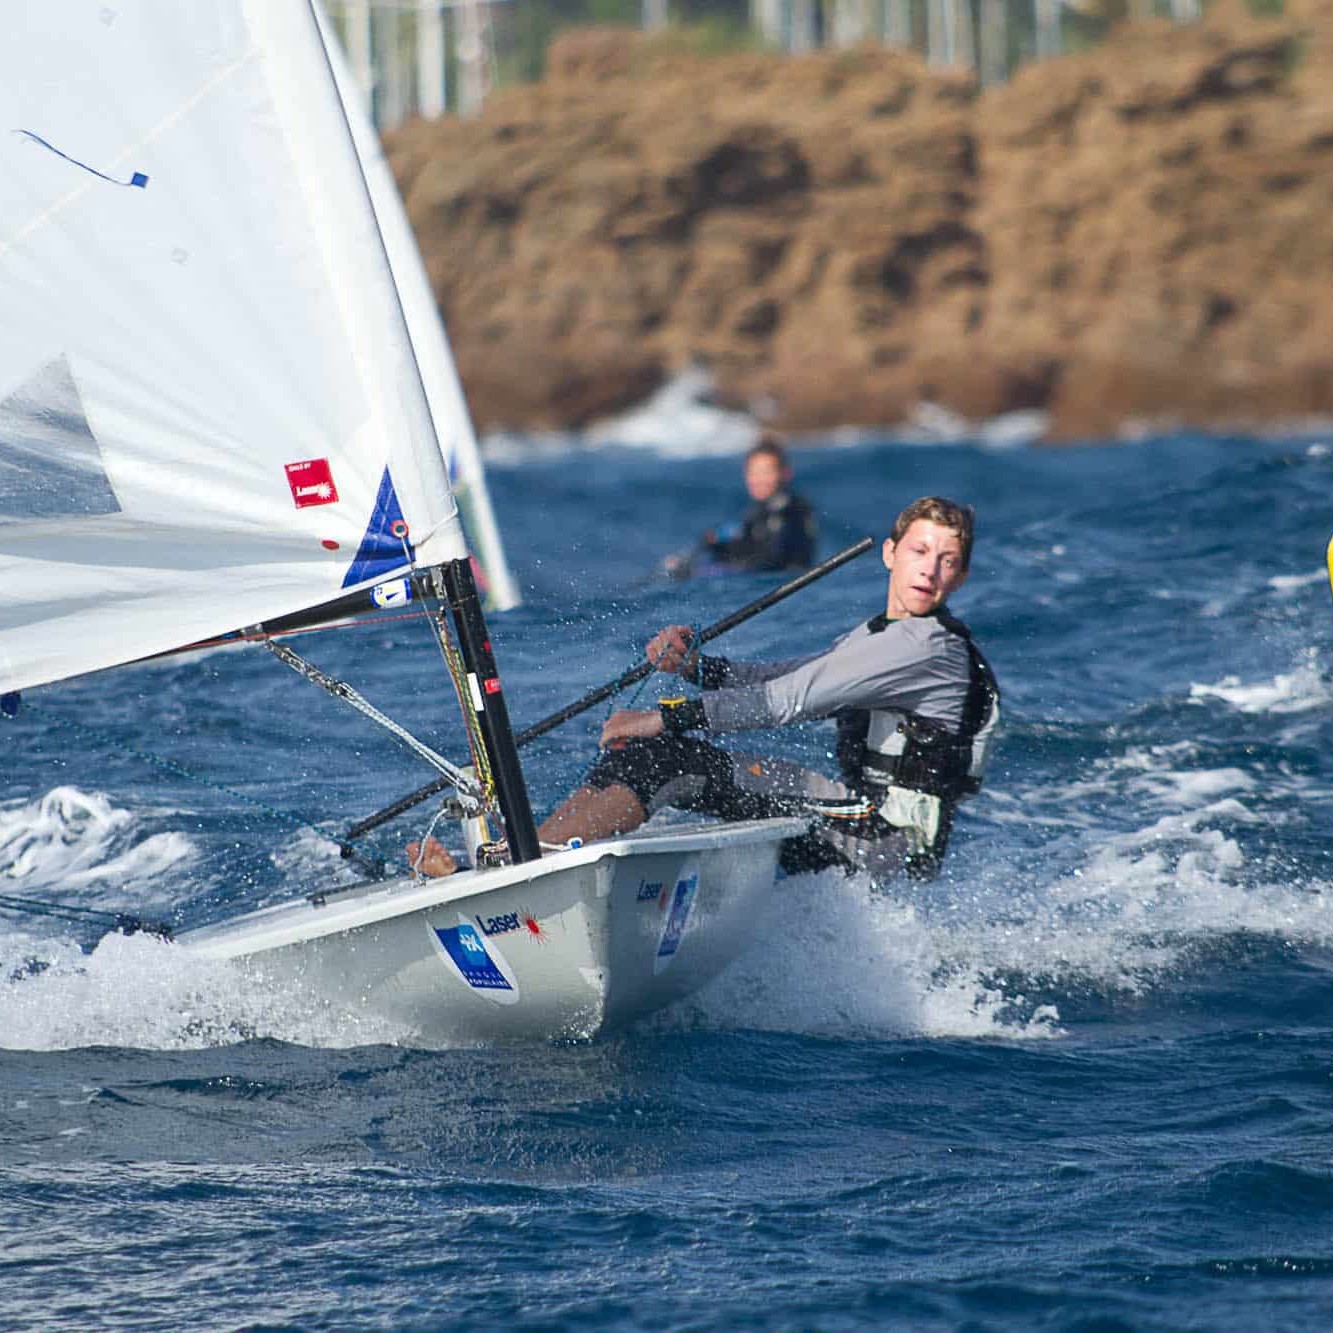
[{"xmin": 538, "ymin": 783, "xmax": 646, "ymax": 845}]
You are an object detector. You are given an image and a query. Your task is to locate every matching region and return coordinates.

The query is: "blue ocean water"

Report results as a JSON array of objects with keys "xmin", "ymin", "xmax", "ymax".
[{"xmin": 4, "ymin": 431, "xmax": 1333, "ymax": 1330}]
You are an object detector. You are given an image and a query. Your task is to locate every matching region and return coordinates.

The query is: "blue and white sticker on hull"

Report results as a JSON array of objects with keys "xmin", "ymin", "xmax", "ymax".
[
  {"xmin": 429, "ymin": 913, "xmax": 521, "ymax": 1005},
  {"xmin": 653, "ymin": 863, "xmax": 700, "ymax": 975}
]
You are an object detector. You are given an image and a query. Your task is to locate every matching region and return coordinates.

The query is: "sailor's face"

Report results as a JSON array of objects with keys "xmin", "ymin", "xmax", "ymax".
[
  {"xmin": 744, "ymin": 454, "xmax": 786, "ymax": 503},
  {"xmin": 883, "ymin": 520, "xmax": 968, "ymax": 618}
]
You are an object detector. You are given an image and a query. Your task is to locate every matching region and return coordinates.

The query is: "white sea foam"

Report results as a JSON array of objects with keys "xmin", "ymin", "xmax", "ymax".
[
  {"xmin": 582, "ymin": 367, "xmax": 761, "ymax": 457},
  {"xmin": 0, "ymin": 787, "xmax": 412, "ymax": 1052},
  {"xmin": 1269, "ymin": 568, "xmax": 1327, "ymax": 593},
  {"xmin": 673, "ymin": 871, "xmax": 1067, "ymax": 1042},
  {"xmin": 0, "ymin": 928, "xmax": 412, "ymax": 1052},
  {"xmin": 1189, "ymin": 648, "xmax": 1332, "ymax": 714},
  {"xmin": 482, "ymin": 373, "xmax": 1049, "ymax": 462},
  {"xmin": 268, "ymin": 824, "xmax": 354, "ymax": 878},
  {"xmin": 0, "ymin": 786, "xmax": 191, "ymax": 896},
  {"xmin": 664, "ymin": 717, "xmax": 1333, "ymax": 1043}
]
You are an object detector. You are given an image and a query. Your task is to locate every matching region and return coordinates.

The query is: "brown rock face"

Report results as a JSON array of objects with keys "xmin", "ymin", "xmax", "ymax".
[{"xmin": 386, "ymin": 12, "xmax": 1333, "ymax": 441}]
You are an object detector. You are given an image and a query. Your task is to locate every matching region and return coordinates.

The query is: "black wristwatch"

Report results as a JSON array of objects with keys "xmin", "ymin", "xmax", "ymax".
[{"xmin": 659, "ymin": 696, "xmax": 706, "ymax": 734}]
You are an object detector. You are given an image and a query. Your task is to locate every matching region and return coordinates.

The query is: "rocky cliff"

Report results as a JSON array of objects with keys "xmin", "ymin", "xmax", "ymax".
[{"xmin": 385, "ymin": 2, "xmax": 1333, "ymax": 441}]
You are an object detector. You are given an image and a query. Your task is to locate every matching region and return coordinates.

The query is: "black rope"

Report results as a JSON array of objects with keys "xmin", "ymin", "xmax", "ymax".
[
  {"xmin": 0, "ymin": 891, "xmax": 173, "ymax": 940},
  {"xmin": 610, "ymin": 619, "xmax": 705, "ymax": 720}
]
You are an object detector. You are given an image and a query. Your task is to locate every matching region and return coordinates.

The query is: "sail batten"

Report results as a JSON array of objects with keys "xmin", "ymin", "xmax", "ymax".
[{"xmin": 0, "ymin": 0, "xmax": 470, "ymax": 693}]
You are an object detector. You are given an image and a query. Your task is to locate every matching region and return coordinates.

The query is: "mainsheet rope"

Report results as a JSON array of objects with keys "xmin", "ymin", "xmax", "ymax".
[{"xmin": 609, "ymin": 620, "xmax": 706, "ymax": 720}]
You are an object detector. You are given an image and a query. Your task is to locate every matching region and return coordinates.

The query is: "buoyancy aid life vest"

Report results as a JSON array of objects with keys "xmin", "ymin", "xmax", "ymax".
[{"xmin": 834, "ymin": 608, "xmax": 1000, "ymax": 870}]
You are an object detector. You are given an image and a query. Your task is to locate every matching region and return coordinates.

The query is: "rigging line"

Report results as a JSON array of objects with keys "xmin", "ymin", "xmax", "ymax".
[
  {"xmin": 264, "ymin": 638, "xmax": 481, "ymax": 800},
  {"xmin": 341, "ymin": 539, "xmax": 878, "ymax": 841},
  {"xmin": 423, "ymin": 563, "xmax": 494, "ymax": 808},
  {"xmin": 0, "ymin": 890, "xmax": 128, "ymax": 921},
  {"xmin": 0, "ymin": 891, "xmax": 173, "ymax": 940},
  {"xmin": 408, "ymin": 803, "xmax": 451, "ymax": 879},
  {"xmin": 438, "ymin": 615, "xmax": 493, "ymax": 798},
  {"xmin": 607, "ymin": 619, "xmax": 706, "ymax": 724},
  {"xmin": 20, "ymin": 699, "xmax": 382, "ymax": 866}
]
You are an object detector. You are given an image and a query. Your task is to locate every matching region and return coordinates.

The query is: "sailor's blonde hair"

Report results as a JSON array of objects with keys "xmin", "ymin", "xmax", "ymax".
[{"xmin": 890, "ymin": 496, "xmax": 975, "ymax": 570}]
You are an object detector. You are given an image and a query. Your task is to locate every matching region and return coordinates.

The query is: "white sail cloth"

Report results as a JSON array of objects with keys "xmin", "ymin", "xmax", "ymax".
[{"xmin": 0, "ymin": 1, "xmax": 469, "ymax": 693}]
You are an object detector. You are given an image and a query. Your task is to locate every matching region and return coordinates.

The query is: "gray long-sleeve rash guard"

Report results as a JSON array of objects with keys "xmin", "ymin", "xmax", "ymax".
[{"xmin": 699, "ymin": 611, "xmax": 975, "ymax": 735}]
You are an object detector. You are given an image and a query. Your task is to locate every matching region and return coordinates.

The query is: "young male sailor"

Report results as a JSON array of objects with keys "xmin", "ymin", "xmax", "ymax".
[{"xmin": 413, "ymin": 496, "xmax": 999, "ymax": 881}]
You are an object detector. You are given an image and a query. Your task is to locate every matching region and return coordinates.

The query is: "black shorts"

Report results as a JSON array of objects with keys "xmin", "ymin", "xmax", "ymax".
[
  {"xmin": 584, "ymin": 736, "xmax": 859, "ymax": 875},
  {"xmin": 585, "ymin": 736, "xmax": 785, "ymax": 820}
]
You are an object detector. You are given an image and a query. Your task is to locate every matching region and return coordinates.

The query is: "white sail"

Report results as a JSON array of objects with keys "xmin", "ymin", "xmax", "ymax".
[
  {"xmin": 316, "ymin": 4, "xmax": 520, "ymax": 612},
  {"xmin": 0, "ymin": 1, "xmax": 469, "ymax": 694}
]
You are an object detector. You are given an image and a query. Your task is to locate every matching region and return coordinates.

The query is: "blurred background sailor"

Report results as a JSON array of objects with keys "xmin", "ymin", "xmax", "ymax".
[{"xmin": 663, "ymin": 432, "xmax": 818, "ymax": 580}]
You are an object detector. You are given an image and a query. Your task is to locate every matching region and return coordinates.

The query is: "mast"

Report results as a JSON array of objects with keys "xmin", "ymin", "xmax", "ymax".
[{"xmin": 439, "ymin": 559, "xmax": 541, "ymax": 863}]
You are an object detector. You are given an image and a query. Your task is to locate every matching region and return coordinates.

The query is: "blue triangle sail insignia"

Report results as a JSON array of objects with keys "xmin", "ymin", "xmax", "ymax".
[{"xmin": 342, "ymin": 467, "xmax": 415, "ymax": 588}]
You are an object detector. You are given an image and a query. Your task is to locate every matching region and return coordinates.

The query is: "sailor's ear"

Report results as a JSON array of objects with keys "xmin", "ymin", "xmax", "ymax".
[{"xmin": 881, "ymin": 537, "xmax": 895, "ymax": 570}]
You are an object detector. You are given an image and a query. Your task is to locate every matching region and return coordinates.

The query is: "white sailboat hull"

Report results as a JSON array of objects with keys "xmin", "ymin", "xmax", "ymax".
[{"xmin": 176, "ymin": 817, "xmax": 805, "ymax": 1043}]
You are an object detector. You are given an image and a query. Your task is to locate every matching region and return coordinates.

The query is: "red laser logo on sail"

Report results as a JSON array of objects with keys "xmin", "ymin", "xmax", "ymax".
[{"xmin": 285, "ymin": 458, "xmax": 339, "ymax": 508}]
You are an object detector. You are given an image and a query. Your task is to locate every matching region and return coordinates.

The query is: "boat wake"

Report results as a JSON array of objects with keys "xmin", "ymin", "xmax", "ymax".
[
  {"xmin": 660, "ymin": 801, "xmax": 1332, "ymax": 1044},
  {"xmin": 3, "ymin": 789, "xmax": 1328, "ymax": 1053}
]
